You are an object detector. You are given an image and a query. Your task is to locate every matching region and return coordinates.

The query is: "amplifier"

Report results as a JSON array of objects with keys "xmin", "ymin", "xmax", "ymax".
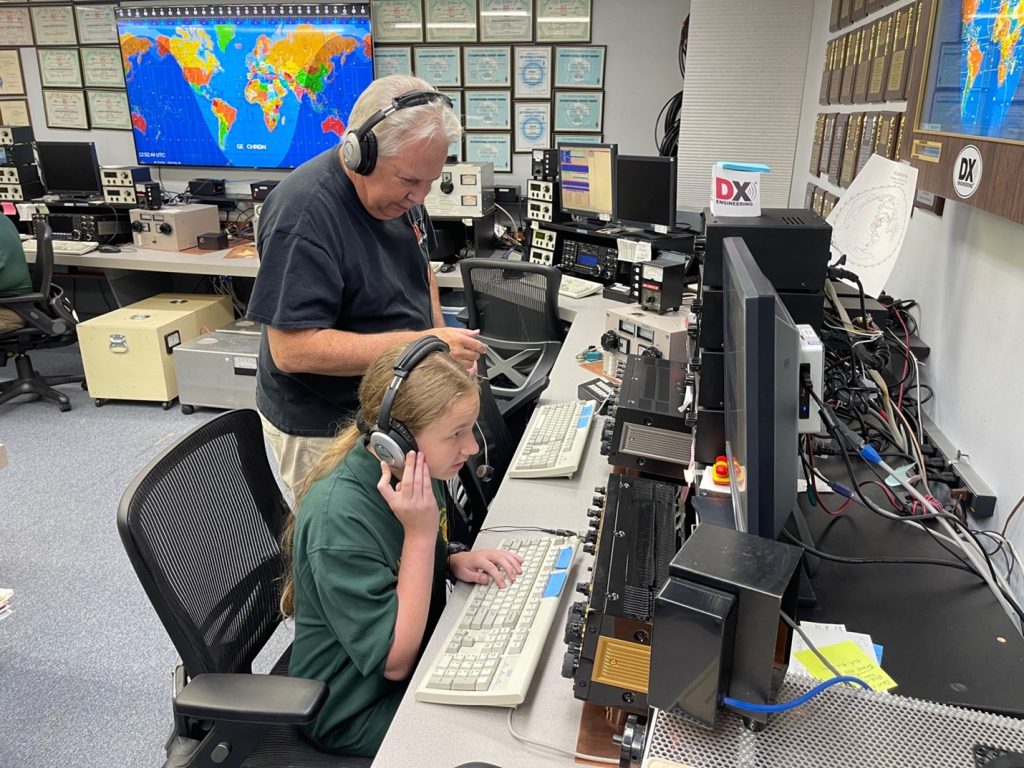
[
  {"xmin": 100, "ymin": 166, "xmax": 151, "ymax": 187},
  {"xmin": 601, "ymin": 304, "xmax": 690, "ymax": 378},
  {"xmin": 0, "ymin": 166, "xmax": 39, "ymax": 186},
  {"xmin": 0, "ymin": 126, "xmax": 33, "ymax": 146},
  {"xmin": 425, "ymin": 162, "xmax": 494, "ymax": 218},
  {"xmin": 0, "ymin": 144, "xmax": 34, "ymax": 167},
  {"xmin": 527, "ymin": 179, "xmax": 556, "ymax": 202},
  {"xmin": 130, "ymin": 204, "xmax": 220, "ymax": 251},
  {"xmin": 0, "ymin": 180, "xmax": 44, "ymax": 201},
  {"xmin": 103, "ymin": 187, "xmax": 137, "ymax": 205},
  {"xmin": 46, "ymin": 212, "xmax": 128, "ymax": 242},
  {"xmin": 560, "ymin": 238, "xmax": 619, "ymax": 283},
  {"xmin": 527, "ymin": 225, "xmax": 558, "ymax": 267}
]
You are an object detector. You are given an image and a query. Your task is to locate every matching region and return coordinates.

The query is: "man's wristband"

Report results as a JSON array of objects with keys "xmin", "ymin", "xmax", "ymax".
[{"xmin": 447, "ymin": 542, "xmax": 469, "ymax": 557}]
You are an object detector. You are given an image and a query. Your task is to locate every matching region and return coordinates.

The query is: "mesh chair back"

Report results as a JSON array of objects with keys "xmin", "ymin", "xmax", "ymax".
[
  {"xmin": 460, "ymin": 258, "xmax": 563, "ymax": 342},
  {"xmin": 29, "ymin": 222, "xmax": 54, "ymax": 295},
  {"xmin": 117, "ymin": 409, "xmax": 291, "ymax": 679}
]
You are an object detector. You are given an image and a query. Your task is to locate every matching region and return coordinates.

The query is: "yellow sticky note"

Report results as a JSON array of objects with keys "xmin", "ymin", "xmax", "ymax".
[{"xmin": 792, "ymin": 639, "xmax": 898, "ymax": 692}]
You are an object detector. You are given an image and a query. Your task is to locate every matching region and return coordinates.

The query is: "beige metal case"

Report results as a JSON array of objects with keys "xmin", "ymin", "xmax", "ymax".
[{"xmin": 130, "ymin": 293, "xmax": 233, "ymax": 337}]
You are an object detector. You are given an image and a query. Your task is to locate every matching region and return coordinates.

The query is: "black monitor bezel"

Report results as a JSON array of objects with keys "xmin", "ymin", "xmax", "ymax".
[
  {"xmin": 556, "ymin": 142, "xmax": 618, "ymax": 220},
  {"xmin": 35, "ymin": 141, "xmax": 103, "ymax": 197},
  {"xmin": 614, "ymin": 154, "xmax": 677, "ymax": 230}
]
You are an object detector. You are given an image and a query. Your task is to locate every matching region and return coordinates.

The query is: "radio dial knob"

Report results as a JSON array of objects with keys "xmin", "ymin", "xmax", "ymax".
[
  {"xmin": 158, "ymin": 222, "xmax": 173, "ymax": 235},
  {"xmin": 130, "ymin": 221, "xmax": 144, "ymax": 233}
]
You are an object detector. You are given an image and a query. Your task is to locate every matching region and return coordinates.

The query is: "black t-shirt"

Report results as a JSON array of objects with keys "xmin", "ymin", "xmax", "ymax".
[{"xmin": 247, "ymin": 147, "xmax": 436, "ymax": 437}]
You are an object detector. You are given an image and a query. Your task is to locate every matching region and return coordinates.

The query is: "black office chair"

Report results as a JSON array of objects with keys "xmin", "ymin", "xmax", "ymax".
[
  {"xmin": 0, "ymin": 223, "xmax": 84, "ymax": 412},
  {"xmin": 459, "ymin": 258, "xmax": 564, "ymax": 420},
  {"xmin": 117, "ymin": 409, "xmax": 370, "ymax": 768}
]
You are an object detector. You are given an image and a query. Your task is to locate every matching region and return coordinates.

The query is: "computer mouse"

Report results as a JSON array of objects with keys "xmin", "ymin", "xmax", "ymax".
[
  {"xmin": 453, "ymin": 763, "xmax": 502, "ymax": 768},
  {"xmin": 440, "ymin": 263, "xmax": 456, "ymax": 273},
  {"xmin": 97, "ymin": 245, "xmax": 121, "ymax": 253}
]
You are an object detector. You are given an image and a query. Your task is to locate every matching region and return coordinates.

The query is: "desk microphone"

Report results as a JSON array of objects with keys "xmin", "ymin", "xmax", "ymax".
[{"xmin": 473, "ymin": 423, "xmax": 494, "ymax": 482}]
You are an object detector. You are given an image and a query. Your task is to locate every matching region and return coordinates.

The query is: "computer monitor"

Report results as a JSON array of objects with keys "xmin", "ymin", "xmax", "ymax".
[
  {"xmin": 35, "ymin": 142, "xmax": 102, "ymax": 198},
  {"xmin": 557, "ymin": 143, "xmax": 617, "ymax": 220},
  {"xmin": 615, "ymin": 155, "xmax": 677, "ymax": 232},
  {"xmin": 722, "ymin": 236, "xmax": 800, "ymax": 540}
]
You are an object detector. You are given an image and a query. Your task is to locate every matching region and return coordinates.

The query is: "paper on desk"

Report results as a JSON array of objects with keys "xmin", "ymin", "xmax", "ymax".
[
  {"xmin": 616, "ymin": 238, "xmax": 652, "ymax": 263},
  {"xmin": 793, "ymin": 639, "xmax": 897, "ymax": 692},
  {"xmin": 826, "ymin": 154, "xmax": 917, "ymax": 298}
]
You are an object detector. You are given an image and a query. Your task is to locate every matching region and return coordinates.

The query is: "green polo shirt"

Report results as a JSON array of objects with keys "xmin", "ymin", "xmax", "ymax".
[
  {"xmin": 289, "ymin": 441, "xmax": 449, "ymax": 757},
  {"xmin": 0, "ymin": 216, "xmax": 30, "ymax": 298}
]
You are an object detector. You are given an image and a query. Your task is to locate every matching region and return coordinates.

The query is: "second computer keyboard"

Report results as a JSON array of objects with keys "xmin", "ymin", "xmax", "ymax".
[
  {"xmin": 558, "ymin": 275, "xmax": 604, "ymax": 299},
  {"xmin": 508, "ymin": 399, "xmax": 596, "ymax": 479},
  {"xmin": 414, "ymin": 535, "xmax": 577, "ymax": 707},
  {"xmin": 23, "ymin": 239, "xmax": 98, "ymax": 256}
]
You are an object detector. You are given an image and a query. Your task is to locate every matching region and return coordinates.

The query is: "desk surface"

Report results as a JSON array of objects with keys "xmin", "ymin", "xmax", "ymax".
[{"xmin": 26, "ymin": 241, "xmax": 260, "ymax": 278}]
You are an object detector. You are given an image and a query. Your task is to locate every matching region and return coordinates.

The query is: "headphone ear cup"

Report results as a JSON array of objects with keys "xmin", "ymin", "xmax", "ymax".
[
  {"xmin": 342, "ymin": 131, "xmax": 362, "ymax": 171},
  {"xmin": 388, "ymin": 418, "xmax": 417, "ymax": 456},
  {"xmin": 359, "ymin": 130, "xmax": 377, "ymax": 175},
  {"xmin": 370, "ymin": 418, "xmax": 417, "ymax": 467}
]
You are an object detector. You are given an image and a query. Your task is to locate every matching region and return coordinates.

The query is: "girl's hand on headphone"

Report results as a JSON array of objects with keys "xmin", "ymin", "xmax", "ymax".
[
  {"xmin": 378, "ymin": 451, "xmax": 439, "ymax": 540},
  {"xmin": 449, "ymin": 549, "xmax": 524, "ymax": 589}
]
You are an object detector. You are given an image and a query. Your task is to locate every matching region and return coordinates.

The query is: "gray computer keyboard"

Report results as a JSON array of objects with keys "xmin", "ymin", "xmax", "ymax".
[
  {"xmin": 414, "ymin": 535, "xmax": 577, "ymax": 707},
  {"xmin": 507, "ymin": 399, "xmax": 596, "ymax": 479},
  {"xmin": 558, "ymin": 275, "xmax": 603, "ymax": 299},
  {"xmin": 23, "ymin": 239, "xmax": 98, "ymax": 256}
]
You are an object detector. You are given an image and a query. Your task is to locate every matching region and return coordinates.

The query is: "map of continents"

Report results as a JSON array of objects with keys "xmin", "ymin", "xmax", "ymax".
[{"xmin": 960, "ymin": 0, "xmax": 1024, "ymax": 137}]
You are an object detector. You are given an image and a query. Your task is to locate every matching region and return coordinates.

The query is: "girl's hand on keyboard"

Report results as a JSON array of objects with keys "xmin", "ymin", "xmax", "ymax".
[{"xmin": 449, "ymin": 549, "xmax": 524, "ymax": 589}]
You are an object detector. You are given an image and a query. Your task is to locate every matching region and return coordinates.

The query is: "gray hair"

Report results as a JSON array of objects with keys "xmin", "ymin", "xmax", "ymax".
[{"xmin": 346, "ymin": 74, "xmax": 461, "ymax": 159}]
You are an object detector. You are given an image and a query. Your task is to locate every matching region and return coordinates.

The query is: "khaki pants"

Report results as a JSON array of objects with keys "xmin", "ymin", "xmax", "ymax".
[
  {"xmin": 0, "ymin": 306, "xmax": 25, "ymax": 335},
  {"xmin": 258, "ymin": 410, "xmax": 336, "ymax": 495}
]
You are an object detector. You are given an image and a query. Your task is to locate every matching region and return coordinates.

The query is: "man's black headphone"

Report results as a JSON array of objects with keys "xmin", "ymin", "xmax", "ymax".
[
  {"xmin": 368, "ymin": 335, "xmax": 450, "ymax": 468},
  {"xmin": 342, "ymin": 90, "xmax": 454, "ymax": 176}
]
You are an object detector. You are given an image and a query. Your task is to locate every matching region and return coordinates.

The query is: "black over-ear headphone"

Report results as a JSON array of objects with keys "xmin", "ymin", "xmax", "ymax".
[
  {"xmin": 342, "ymin": 90, "xmax": 454, "ymax": 176},
  {"xmin": 369, "ymin": 335, "xmax": 450, "ymax": 468}
]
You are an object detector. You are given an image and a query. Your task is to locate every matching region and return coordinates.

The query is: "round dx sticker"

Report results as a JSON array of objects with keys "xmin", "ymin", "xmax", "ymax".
[{"xmin": 953, "ymin": 145, "xmax": 982, "ymax": 198}]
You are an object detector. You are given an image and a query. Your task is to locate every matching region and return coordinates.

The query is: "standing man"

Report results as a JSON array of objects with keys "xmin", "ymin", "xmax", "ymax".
[
  {"xmin": 247, "ymin": 75, "xmax": 485, "ymax": 492},
  {"xmin": 0, "ymin": 215, "xmax": 31, "ymax": 334}
]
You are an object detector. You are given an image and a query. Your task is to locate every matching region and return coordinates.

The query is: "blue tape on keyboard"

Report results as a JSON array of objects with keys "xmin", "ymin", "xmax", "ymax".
[
  {"xmin": 578, "ymin": 403, "xmax": 594, "ymax": 428},
  {"xmin": 555, "ymin": 546, "xmax": 573, "ymax": 570},
  {"xmin": 543, "ymin": 571, "xmax": 567, "ymax": 598}
]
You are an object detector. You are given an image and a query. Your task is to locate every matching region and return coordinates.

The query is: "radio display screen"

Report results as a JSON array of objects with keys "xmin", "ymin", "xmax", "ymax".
[{"xmin": 578, "ymin": 253, "xmax": 599, "ymax": 266}]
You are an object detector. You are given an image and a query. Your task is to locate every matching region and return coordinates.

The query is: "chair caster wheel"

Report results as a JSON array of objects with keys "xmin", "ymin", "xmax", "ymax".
[
  {"xmin": 161, "ymin": 401, "xmax": 173, "ymax": 410},
  {"xmin": 59, "ymin": 401, "xmax": 71, "ymax": 412},
  {"xmin": 181, "ymin": 404, "xmax": 195, "ymax": 415},
  {"xmin": 80, "ymin": 381, "xmax": 88, "ymax": 390},
  {"xmin": 94, "ymin": 398, "xmax": 107, "ymax": 407}
]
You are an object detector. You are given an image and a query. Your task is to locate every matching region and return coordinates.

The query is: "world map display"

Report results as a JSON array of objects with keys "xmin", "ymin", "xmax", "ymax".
[{"xmin": 118, "ymin": 9, "xmax": 373, "ymax": 168}]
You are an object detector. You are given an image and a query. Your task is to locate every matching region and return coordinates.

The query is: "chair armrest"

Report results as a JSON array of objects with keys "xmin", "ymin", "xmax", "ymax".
[
  {"xmin": 0, "ymin": 293, "xmax": 67, "ymax": 335},
  {"xmin": 175, "ymin": 673, "xmax": 327, "ymax": 725}
]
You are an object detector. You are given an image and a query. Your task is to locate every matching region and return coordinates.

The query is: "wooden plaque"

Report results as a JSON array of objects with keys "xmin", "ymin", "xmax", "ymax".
[
  {"xmin": 829, "ymin": 35, "xmax": 847, "ymax": 104},
  {"xmin": 875, "ymin": 110, "xmax": 899, "ymax": 159},
  {"xmin": 822, "ymin": 191, "xmax": 839, "ymax": 219},
  {"xmin": 821, "ymin": 112, "xmax": 837, "ymax": 177},
  {"xmin": 851, "ymin": 0, "xmax": 867, "ymax": 23},
  {"xmin": 829, "ymin": 0, "xmax": 842, "ymax": 32},
  {"xmin": 839, "ymin": 0, "xmax": 852, "ymax": 29},
  {"xmin": 905, "ymin": 1, "xmax": 925, "ymax": 98},
  {"xmin": 805, "ymin": 182, "xmax": 817, "ymax": 210},
  {"xmin": 813, "ymin": 186, "xmax": 826, "ymax": 217},
  {"xmin": 828, "ymin": 112, "xmax": 849, "ymax": 185},
  {"xmin": 810, "ymin": 113, "xmax": 826, "ymax": 175},
  {"xmin": 840, "ymin": 112, "xmax": 864, "ymax": 187},
  {"xmin": 885, "ymin": 5, "xmax": 913, "ymax": 101},
  {"xmin": 857, "ymin": 112, "xmax": 881, "ymax": 176},
  {"xmin": 820, "ymin": 39, "xmax": 833, "ymax": 105},
  {"xmin": 853, "ymin": 22, "xmax": 874, "ymax": 103},
  {"xmin": 893, "ymin": 111, "xmax": 906, "ymax": 162},
  {"xmin": 840, "ymin": 30, "xmax": 860, "ymax": 103},
  {"xmin": 866, "ymin": 0, "xmax": 881, "ymax": 11},
  {"xmin": 866, "ymin": 14, "xmax": 893, "ymax": 103}
]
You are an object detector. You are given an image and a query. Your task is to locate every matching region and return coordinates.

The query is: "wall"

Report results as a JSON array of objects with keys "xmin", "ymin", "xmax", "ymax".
[{"xmin": 791, "ymin": 0, "xmax": 1024, "ymax": 600}]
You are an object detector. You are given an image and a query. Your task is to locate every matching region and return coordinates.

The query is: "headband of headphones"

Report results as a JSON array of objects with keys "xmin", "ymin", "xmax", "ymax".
[
  {"xmin": 342, "ymin": 90, "xmax": 454, "ymax": 175},
  {"xmin": 376, "ymin": 335, "xmax": 451, "ymax": 436}
]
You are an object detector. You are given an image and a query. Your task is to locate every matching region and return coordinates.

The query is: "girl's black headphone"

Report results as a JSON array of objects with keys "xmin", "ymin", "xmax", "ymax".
[
  {"xmin": 368, "ymin": 335, "xmax": 450, "ymax": 468},
  {"xmin": 341, "ymin": 90, "xmax": 454, "ymax": 176}
]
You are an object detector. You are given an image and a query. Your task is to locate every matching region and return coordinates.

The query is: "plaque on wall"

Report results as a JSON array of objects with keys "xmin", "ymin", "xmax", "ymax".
[
  {"xmin": 857, "ymin": 112, "xmax": 880, "ymax": 177},
  {"xmin": 840, "ymin": 112, "xmax": 864, "ymax": 187},
  {"xmin": 820, "ymin": 39, "xmax": 833, "ymax": 105},
  {"xmin": 813, "ymin": 186, "xmax": 826, "ymax": 217},
  {"xmin": 851, "ymin": 0, "xmax": 866, "ymax": 22},
  {"xmin": 894, "ymin": 111, "xmax": 906, "ymax": 162},
  {"xmin": 866, "ymin": 0, "xmax": 881, "ymax": 12},
  {"xmin": 884, "ymin": 4, "xmax": 913, "ymax": 101},
  {"xmin": 853, "ymin": 22, "xmax": 873, "ymax": 102},
  {"xmin": 810, "ymin": 113, "xmax": 825, "ymax": 175},
  {"xmin": 905, "ymin": 1, "xmax": 925, "ymax": 100},
  {"xmin": 829, "ymin": 34, "xmax": 847, "ymax": 104},
  {"xmin": 875, "ymin": 111, "xmax": 899, "ymax": 159},
  {"xmin": 805, "ymin": 182, "xmax": 816, "ymax": 209},
  {"xmin": 828, "ymin": 112, "xmax": 849, "ymax": 185},
  {"xmin": 821, "ymin": 112, "xmax": 837, "ymax": 177},
  {"xmin": 822, "ymin": 191, "xmax": 839, "ymax": 219},
  {"xmin": 840, "ymin": 29, "xmax": 860, "ymax": 104},
  {"xmin": 839, "ymin": 0, "xmax": 852, "ymax": 29},
  {"xmin": 866, "ymin": 14, "xmax": 893, "ymax": 103},
  {"xmin": 829, "ymin": 0, "xmax": 841, "ymax": 32}
]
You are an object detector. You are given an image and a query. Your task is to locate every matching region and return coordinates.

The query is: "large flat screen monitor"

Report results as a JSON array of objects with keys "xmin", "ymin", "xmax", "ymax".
[
  {"xmin": 116, "ymin": 4, "xmax": 374, "ymax": 169},
  {"xmin": 558, "ymin": 143, "xmax": 617, "ymax": 220},
  {"xmin": 722, "ymin": 236, "xmax": 800, "ymax": 540},
  {"xmin": 615, "ymin": 155, "xmax": 676, "ymax": 231},
  {"xmin": 35, "ymin": 142, "xmax": 102, "ymax": 198}
]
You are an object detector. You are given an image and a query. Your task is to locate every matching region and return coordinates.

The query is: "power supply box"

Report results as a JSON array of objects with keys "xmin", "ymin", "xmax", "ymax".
[
  {"xmin": 602, "ymin": 304, "xmax": 690, "ymax": 378},
  {"xmin": 130, "ymin": 204, "xmax": 220, "ymax": 251},
  {"xmin": 173, "ymin": 329, "xmax": 259, "ymax": 412},
  {"xmin": 100, "ymin": 166, "xmax": 151, "ymax": 187},
  {"xmin": 425, "ymin": 162, "xmax": 495, "ymax": 218}
]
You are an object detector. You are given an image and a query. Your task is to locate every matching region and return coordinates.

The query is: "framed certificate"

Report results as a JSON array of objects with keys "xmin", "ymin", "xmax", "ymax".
[
  {"xmin": 372, "ymin": 0, "xmax": 424, "ymax": 43},
  {"xmin": 0, "ymin": 8, "xmax": 33, "ymax": 46},
  {"xmin": 440, "ymin": 90, "xmax": 464, "ymax": 159},
  {"xmin": 31, "ymin": 5, "xmax": 77, "ymax": 46},
  {"xmin": 414, "ymin": 46, "xmax": 462, "ymax": 87},
  {"xmin": 536, "ymin": 0, "xmax": 591, "ymax": 43},
  {"xmin": 463, "ymin": 46, "xmax": 511, "ymax": 87},
  {"xmin": 80, "ymin": 47, "xmax": 126, "ymax": 89},
  {"xmin": 86, "ymin": 89, "xmax": 131, "ymax": 130},
  {"xmin": 374, "ymin": 46, "xmax": 414, "ymax": 78},
  {"xmin": 465, "ymin": 90, "xmax": 511, "ymax": 129},
  {"xmin": 38, "ymin": 48, "xmax": 82, "ymax": 88},
  {"xmin": 43, "ymin": 89, "xmax": 89, "ymax": 130},
  {"xmin": 0, "ymin": 99, "xmax": 31, "ymax": 127},
  {"xmin": 466, "ymin": 132, "xmax": 511, "ymax": 172},
  {"xmin": 553, "ymin": 45, "xmax": 605, "ymax": 89},
  {"xmin": 514, "ymin": 46, "xmax": 552, "ymax": 98},
  {"xmin": 479, "ymin": 0, "xmax": 532, "ymax": 42},
  {"xmin": 553, "ymin": 91, "xmax": 602, "ymax": 132},
  {"xmin": 425, "ymin": 0, "xmax": 478, "ymax": 43},
  {"xmin": 514, "ymin": 101, "xmax": 550, "ymax": 152},
  {"xmin": 554, "ymin": 133, "xmax": 602, "ymax": 146},
  {"xmin": 0, "ymin": 50, "xmax": 25, "ymax": 97},
  {"xmin": 74, "ymin": 4, "xmax": 117, "ymax": 45}
]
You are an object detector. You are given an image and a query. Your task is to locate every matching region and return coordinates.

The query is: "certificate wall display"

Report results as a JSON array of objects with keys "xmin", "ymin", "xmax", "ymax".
[
  {"xmin": 74, "ymin": 4, "xmax": 117, "ymax": 45},
  {"xmin": 810, "ymin": 113, "xmax": 824, "ymax": 175},
  {"xmin": 465, "ymin": 132, "xmax": 511, "ymax": 171},
  {"xmin": 884, "ymin": 2, "xmax": 914, "ymax": 101},
  {"xmin": 31, "ymin": 5, "xmax": 77, "ymax": 46},
  {"xmin": 463, "ymin": 46, "xmax": 511, "ymax": 87},
  {"xmin": 440, "ymin": 89, "xmax": 463, "ymax": 159},
  {"xmin": 514, "ymin": 46, "xmax": 551, "ymax": 98},
  {"xmin": 374, "ymin": 46, "xmax": 414, "ymax": 77},
  {"xmin": 553, "ymin": 46, "xmax": 605, "ymax": 89},
  {"xmin": 553, "ymin": 132, "xmax": 601, "ymax": 145},
  {"xmin": 553, "ymin": 91, "xmax": 602, "ymax": 132},
  {"xmin": 0, "ymin": 50, "xmax": 25, "ymax": 97},
  {"xmin": 0, "ymin": 99, "xmax": 30, "ymax": 126},
  {"xmin": 87, "ymin": 89, "xmax": 131, "ymax": 130},
  {"xmin": 425, "ymin": 0, "xmax": 478, "ymax": 43},
  {"xmin": 38, "ymin": 48, "xmax": 82, "ymax": 88},
  {"xmin": 839, "ymin": 111, "xmax": 863, "ymax": 187},
  {"xmin": 372, "ymin": 0, "xmax": 424, "ymax": 43},
  {"xmin": 413, "ymin": 46, "xmax": 462, "ymax": 87},
  {"xmin": 827, "ymin": 112, "xmax": 848, "ymax": 185},
  {"xmin": 513, "ymin": 101, "xmax": 550, "ymax": 152},
  {"xmin": 853, "ymin": 23, "xmax": 873, "ymax": 102},
  {"xmin": 839, "ymin": 29, "xmax": 858, "ymax": 104},
  {"xmin": 43, "ymin": 89, "xmax": 89, "ymax": 130},
  {"xmin": 804, "ymin": 182, "xmax": 816, "ymax": 210},
  {"xmin": 536, "ymin": 0, "xmax": 591, "ymax": 43},
  {"xmin": 856, "ymin": 112, "xmax": 880, "ymax": 177},
  {"xmin": 828, "ymin": 34, "xmax": 846, "ymax": 104},
  {"xmin": 875, "ymin": 110, "xmax": 899, "ymax": 159},
  {"xmin": 0, "ymin": 8, "xmax": 33, "ymax": 47},
  {"xmin": 80, "ymin": 47, "xmax": 124, "ymax": 89},
  {"xmin": 866, "ymin": 13, "xmax": 893, "ymax": 103},
  {"xmin": 479, "ymin": 0, "xmax": 532, "ymax": 43},
  {"xmin": 464, "ymin": 90, "xmax": 510, "ymax": 129},
  {"xmin": 819, "ymin": 39, "xmax": 833, "ymax": 105},
  {"xmin": 820, "ymin": 112, "xmax": 836, "ymax": 178}
]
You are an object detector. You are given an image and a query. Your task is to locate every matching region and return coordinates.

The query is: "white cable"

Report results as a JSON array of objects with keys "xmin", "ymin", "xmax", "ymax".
[
  {"xmin": 494, "ymin": 203, "xmax": 518, "ymax": 233},
  {"xmin": 506, "ymin": 708, "xmax": 617, "ymax": 764}
]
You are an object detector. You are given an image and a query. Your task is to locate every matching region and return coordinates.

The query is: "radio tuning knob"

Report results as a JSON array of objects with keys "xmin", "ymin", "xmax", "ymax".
[
  {"xmin": 130, "ymin": 221, "xmax": 144, "ymax": 233},
  {"xmin": 158, "ymin": 222, "xmax": 173, "ymax": 235}
]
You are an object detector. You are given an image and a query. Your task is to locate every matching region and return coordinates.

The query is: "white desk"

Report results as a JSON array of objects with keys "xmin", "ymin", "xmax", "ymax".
[
  {"xmin": 26, "ymin": 242, "xmax": 260, "ymax": 278},
  {"xmin": 375, "ymin": 294, "xmax": 623, "ymax": 768}
]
